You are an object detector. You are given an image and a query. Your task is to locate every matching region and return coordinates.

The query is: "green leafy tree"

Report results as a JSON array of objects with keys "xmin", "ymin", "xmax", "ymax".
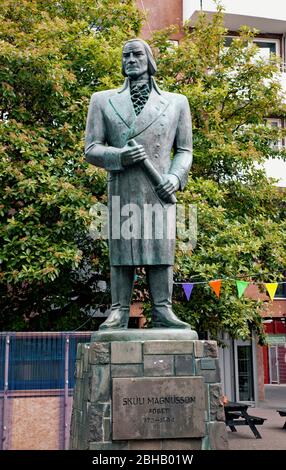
[
  {"xmin": 149, "ymin": 9, "xmax": 286, "ymax": 342},
  {"xmin": 0, "ymin": 0, "xmax": 143, "ymax": 329},
  {"xmin": 1, "ymin": 3, "xmax": 286, "ymax": 341}
]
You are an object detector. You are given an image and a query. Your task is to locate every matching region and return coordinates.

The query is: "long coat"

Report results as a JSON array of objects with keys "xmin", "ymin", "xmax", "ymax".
[{"xmin": 85, "ymin": 78, "xmax": 192, "ymax": 266}]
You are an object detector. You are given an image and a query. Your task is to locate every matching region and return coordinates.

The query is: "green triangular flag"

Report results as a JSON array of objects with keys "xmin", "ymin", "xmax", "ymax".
[{"xmin": 236, "ymin": 280, "xmax": 249, "ymax": 298}]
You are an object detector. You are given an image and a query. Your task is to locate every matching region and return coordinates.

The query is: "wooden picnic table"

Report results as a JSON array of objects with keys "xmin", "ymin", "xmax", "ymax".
[{"xmin": 224, "ymin": 401, "xmax": 266, "ymax": 439}]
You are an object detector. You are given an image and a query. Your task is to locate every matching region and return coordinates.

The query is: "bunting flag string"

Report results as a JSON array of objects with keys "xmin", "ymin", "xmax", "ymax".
[{"xmin": 172, "ymin": 277, "xmax": 285, "ymax": 301}]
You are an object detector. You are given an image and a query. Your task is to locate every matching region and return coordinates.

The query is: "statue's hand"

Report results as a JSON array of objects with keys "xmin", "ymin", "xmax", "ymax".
[
  {"xmin": 121, "ymin": 143, "xmax": 147, "ymax": 167},
  {"xmin": 156, "ymin": 174, "xmax": 179, "ymax": 202}
]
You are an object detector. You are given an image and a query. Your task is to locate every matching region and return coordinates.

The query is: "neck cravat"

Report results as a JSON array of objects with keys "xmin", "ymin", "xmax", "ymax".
[{"xmin": 130, "ymin": 82, "xmax": 150, "ymax": 116}]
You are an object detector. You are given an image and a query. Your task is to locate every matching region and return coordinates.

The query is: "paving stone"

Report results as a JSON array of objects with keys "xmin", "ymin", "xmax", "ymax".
[
  {"xmin": 111, "ymin": 341, "xmax": 142, "ymax": 364},
  {"xmin": 204, "ymin": 341, "xmax": 218, "ymax": 358},
  {"xmin": 195, "ymin": 359, "xmax": 221, "ymax": 383},
  {"xmin": 111, "ymin": 364, "xmax": 143, "ymax": 377},
  {"xmin": 205, "ymin": 384, "xmax": 209, "ymax": 421},
  {"xmin": 89, "ymin": 342, "xmax": 110, "ymax": 364},
  {"xmin": 89, "ymin": 441, "xmax": 128, "ymax": 450},
  {"xmin": 162, "ymin": 439, "xmax": 202, "ymax": 450},
  {"xmin": 174, "ymin": 354, "xmax": 194, "ymax": 375},
  {"xmin": 144, "ymin": 341, "xmax": 194, "ymax": 355},
  {"xmin": 75, "ymin": 359, "xmax": 83, "ymax": 379},
  {"xmin": 88, "ymin": 404, "xmax": 106, "ymax": 442},
  {"xmin": 144, "ymin": 355, "xmax": 174, "ymax": 376},
  {"xmin": 90, "ymin": 365, "xmax": 110, "ymax": 402},
  {"xmin": 209, "ymin": 384, "xmax": 225, "ymax": 421},
  {"xmin": 194, "ymin": 341, "xmax": 204, "ymax": 357},
  {"xmin": 83, "ymin": 344, "xmax": 90, "ymax": 371},
  {"xmin": 208, "ymin": 421, "xmax": 228, "ymax": 450},
  {"xmin": 201, "ymin": 435, "xmax": 211, "ymax": 450},
  {"xmin": 103, "ymin": 418, "xmax": 111, "ymax": 442},
  {"xmin": 128, "ymin": 440, "xmax": 162, "ymax": 450}
]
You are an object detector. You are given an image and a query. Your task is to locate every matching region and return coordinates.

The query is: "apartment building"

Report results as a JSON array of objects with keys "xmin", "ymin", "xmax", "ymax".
[{"xmin": 137, "ymin": 0, "xmax": 286, "ymax": 402}]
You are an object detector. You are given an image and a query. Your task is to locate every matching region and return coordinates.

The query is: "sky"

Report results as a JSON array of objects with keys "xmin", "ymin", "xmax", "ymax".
[{"xmin": 187, "ymin": 0, "xmax": 286, "ymax": 21}]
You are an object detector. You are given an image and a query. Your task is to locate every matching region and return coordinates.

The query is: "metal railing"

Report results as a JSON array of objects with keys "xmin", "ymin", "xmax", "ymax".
[{"xmin": 0, "ymin": 332, "xmax": 91, "ymax": 450}]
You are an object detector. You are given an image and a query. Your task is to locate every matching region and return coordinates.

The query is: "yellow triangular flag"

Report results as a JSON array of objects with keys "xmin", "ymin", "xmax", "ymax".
[{"xmin": 265, "ymin": 282, "xmax": 278, "ymax": 301}]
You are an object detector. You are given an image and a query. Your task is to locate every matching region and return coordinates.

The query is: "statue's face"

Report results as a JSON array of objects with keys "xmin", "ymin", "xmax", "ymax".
[{"xmin": 122, "ymin": 41, "xmax": 148, "ymax": 79}]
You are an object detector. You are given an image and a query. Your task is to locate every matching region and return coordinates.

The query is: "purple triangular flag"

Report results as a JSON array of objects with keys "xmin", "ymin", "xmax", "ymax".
[{"xmin": 182, "ymin": 283, "xmax": 194, "ymax": 301}]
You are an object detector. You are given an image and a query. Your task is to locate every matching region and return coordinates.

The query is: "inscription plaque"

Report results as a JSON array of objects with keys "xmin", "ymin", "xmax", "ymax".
[{"xmin": 112, "ymin": 377, "xmax": 205, "ymax": 440}]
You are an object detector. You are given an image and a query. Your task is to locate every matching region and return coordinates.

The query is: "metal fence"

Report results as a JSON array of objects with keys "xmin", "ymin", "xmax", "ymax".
[{"xmin": 0, "ymin": 332, "xmax": 91, "ymax": 450}]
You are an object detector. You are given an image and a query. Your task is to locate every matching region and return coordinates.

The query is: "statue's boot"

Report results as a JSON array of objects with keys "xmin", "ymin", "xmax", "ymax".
[
  {"xmin": 152, "ymin": 306, "xmax": 192, "ymax": 329},
  {"xmin": 99, "ymin": 306, "xmax": 129, "ymax": 329},
  {"xmin": 99, "ymin": 266, "xmax": 135, "ymax": 330},
  {"xmin": 147, "ymin": 265, "xmax": 192, "ymax": 329}
]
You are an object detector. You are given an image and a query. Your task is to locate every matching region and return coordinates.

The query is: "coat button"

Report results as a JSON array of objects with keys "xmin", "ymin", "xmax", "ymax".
[
  {"xmin": 154, "ymin": 154, "xmax": 159, "ymax": 158},
  {"xmin": 156, "ymin": 143, "xmax": 160, "ymax": 148}
]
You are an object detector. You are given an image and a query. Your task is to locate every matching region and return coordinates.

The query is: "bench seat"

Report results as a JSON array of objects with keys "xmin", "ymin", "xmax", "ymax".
[
  {"xmin": 225, "ymin": 411, "xmax": 240, "ymax": 419},
  {"xmin": 247, "ymin": 415, "xmax": 266, "ymax": 425},
  {"xmin": 226, "ymin": 413, "xmax": 266, "ymax": 425}
]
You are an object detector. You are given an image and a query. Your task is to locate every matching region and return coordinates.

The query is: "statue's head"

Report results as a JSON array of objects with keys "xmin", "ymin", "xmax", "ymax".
[{"xmin": 122, "ymin": 38, "xmax": 157, "ymax": 79}]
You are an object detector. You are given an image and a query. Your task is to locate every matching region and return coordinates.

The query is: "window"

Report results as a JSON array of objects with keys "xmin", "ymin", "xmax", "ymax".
[
  {"xmin": 224, "ymin": 36, "xmax": 232, "ymax": 47},
  {"xmin": 275, "ymin": 279, "xmax": 286, "ymax": 299},
  {"xmin": 253, "ymin": 39, "xmax": 279, "ymax": 60},
  {"xmin": 263, "ymin": 118, "xmax": 286, "ymax": 186},
  {"xmin": 224, "ymin": 36, "xmax": 280, "ymax": 60},
  {"xmin": 265, "ymin": 118, "xmax": 283, "ymax": 150}
]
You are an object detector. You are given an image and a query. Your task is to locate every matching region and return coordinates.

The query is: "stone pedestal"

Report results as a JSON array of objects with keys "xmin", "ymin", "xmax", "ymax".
[{"xmin": 69, "ymin": 330, "xmax": 228, "ymax": 450}]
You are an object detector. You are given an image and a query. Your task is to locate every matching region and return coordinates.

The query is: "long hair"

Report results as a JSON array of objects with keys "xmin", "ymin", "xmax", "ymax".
[{"xmin": 121, "ymin": 38, "xmax": 157, "ymax": 77}]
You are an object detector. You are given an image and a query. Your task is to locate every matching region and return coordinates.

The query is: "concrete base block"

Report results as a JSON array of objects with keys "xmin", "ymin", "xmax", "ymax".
[{"xmin": 69, "ymin": 333, "xmax": 228, "ymax": 450}]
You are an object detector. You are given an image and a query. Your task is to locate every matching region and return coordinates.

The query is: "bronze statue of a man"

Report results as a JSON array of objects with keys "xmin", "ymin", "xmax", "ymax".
[{"xmin": 85, "ymin": 39, "xmax": 193, "ymax": 329}]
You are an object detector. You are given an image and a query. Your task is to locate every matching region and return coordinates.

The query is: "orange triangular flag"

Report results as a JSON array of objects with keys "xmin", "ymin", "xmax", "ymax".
[
  {"xmin": 265, "ymin": 282, "xmax": 278, "ymax": 301},
  {"xmin": 209, "ymin": 280, "xmax": 222, "ymax": 298}
]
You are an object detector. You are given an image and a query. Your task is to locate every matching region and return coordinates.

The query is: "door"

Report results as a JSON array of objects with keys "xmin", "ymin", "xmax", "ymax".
[
  {"xmin": 234, "ymin": 340, "xmax": 255, "ymax": 402},
  {"xmin": 269, "ymin": 345, "xmax": 279, "ymax": 384}
]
